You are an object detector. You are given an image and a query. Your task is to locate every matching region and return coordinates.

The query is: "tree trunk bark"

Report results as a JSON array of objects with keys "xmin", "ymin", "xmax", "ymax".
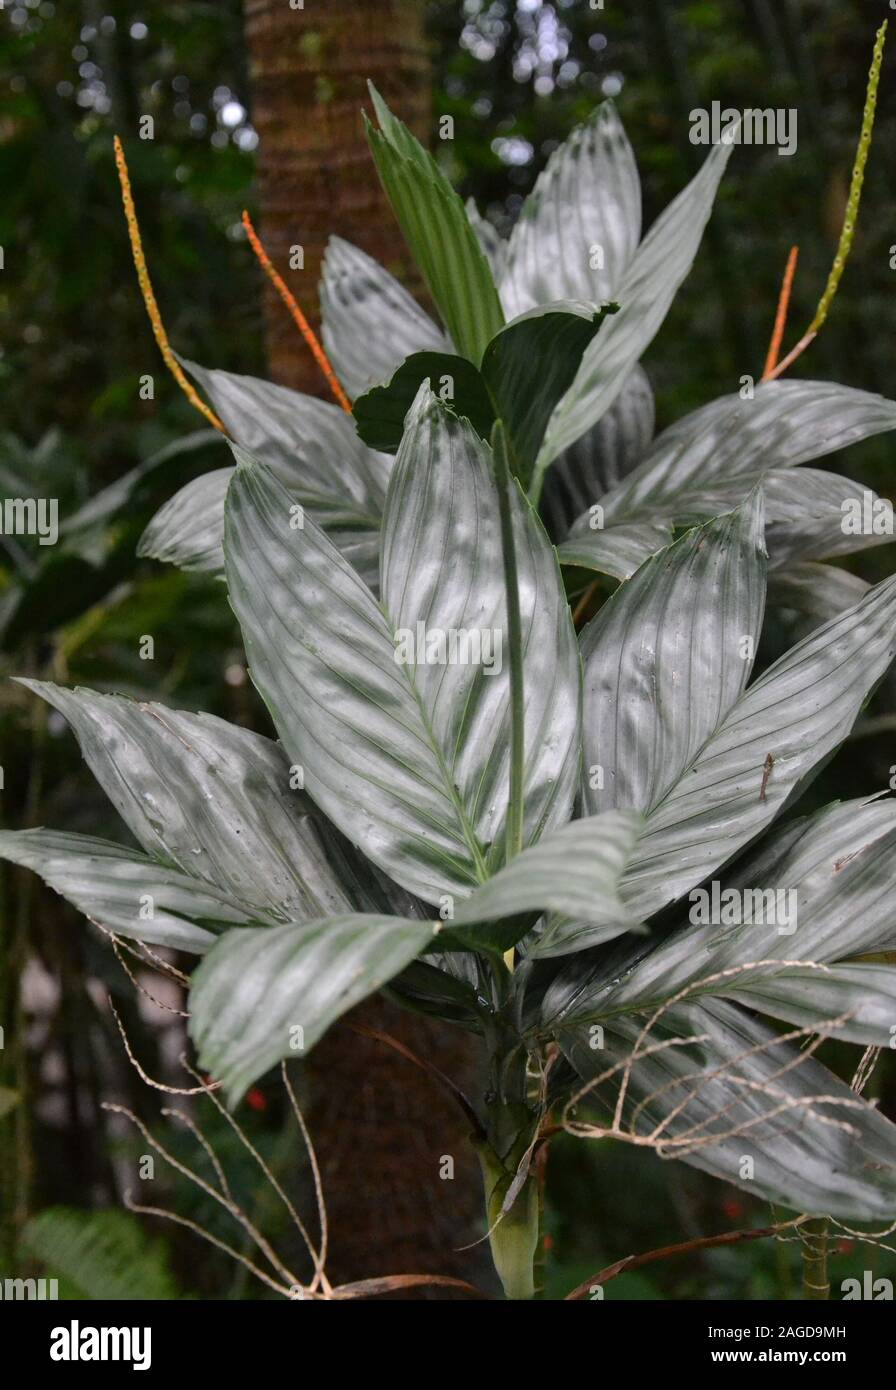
[
  {"xmin": 243, "ymin": 0, "xmax": 487, "ymax": 1296},
  {"xmin": 243, "ymin": 0, "xmax": 430, "ymax": 394}
]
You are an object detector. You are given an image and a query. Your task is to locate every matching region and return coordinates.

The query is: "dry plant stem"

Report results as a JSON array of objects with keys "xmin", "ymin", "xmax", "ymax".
[
  {"xmin": 801, "ymin": 1218, "xmax": 830, "ymax": 1300},
  {"xmin": 102, "ymin": 1102, "xmax": 301, "ymax": 1290},
  {"xmin": 113, "ymin": 136, "xmax": 226, "ymax": 434},
  {"xmin": 179, "ymin": 1056, "xmax": 329, "ymax": 1294},
  {"xmin": 121, "ymin": 1192, "xmax": 300, "ymax": 1299},
  {"xmin": 280, "ymin": 1063, "xmax": 330, "ymax": 1281},
  {"xmin": 565, "ymin": 1216, "xmax": 807, "ymax": 1300},
  {"xmin": 241, "ymin": 210, "xmax": 352, "ymax": 413},
  {"xmin": 761, "ymin": 245, "xmax": 799, "ymax": 380},
  {"xmin": 107, "ymin": 997, "xmax": 218, "ymax": 1095}
]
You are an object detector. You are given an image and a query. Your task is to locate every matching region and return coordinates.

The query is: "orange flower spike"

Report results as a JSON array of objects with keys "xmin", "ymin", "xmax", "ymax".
[
  {"xmin": 761, "ymin": 245, "xmax": 799, "ymax": 382},
  {"xmin": 241, "ymin": 211, "xmax": 352, "ymax": 414},
  {"xmin": 113, "ymin": 135, "xmax": 227, "ymax": 434}
]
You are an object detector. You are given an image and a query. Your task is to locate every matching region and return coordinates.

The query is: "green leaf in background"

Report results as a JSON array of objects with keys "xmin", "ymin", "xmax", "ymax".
[
  {"xmin": 22, "ymin": 1208, "xmax": 180, "ymax": 1300},
  {"xmin": 319, "ymin": 234, "xmax": 451, "ymax": 399},
  {"xmin": 353, "ymin": 350, "xmax": 496, "ymax": 452},
  {"xmin": 353, "ymin": 302, "xmax": 615, "ymax": 484},
  {"xmin": 365, "ymin": 82, "xmax": 504, "ymax": 363},
  {"xmin": 483, "ymin": 301, "xmax": 616, "ymax": 487},
  {"xmin": 189, "ymin": 914, "xmax": 437, "ymax": 1105}
]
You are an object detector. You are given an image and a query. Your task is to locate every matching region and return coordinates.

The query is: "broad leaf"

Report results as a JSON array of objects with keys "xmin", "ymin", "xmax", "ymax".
[
  {"xmin": 447, "ymin": 811, "xmax": 643, "ymax": 953},
  {"xmin": 558, "ymin": 521, "xmax": 673, "ymax": 582},
  {"xmin": 726, "ymin": 963, "xmax": 896, "ymax": 1048},
  {"xmin": 538, "ymin": 134, "xmax": 737, "ymax": 470},
  {"xmin": 354, "ymin": 302, "xmax": 614, "ymax": 483},
  {"xmin": 0, "ymin": 830, "xmax": 257, "ymax": 953},
  {"xmin": 541, "ymin": 364, "xmax": 654, "ymax": 540},
  {"xmin": 768, "ymin": 563, "xmax": 869, "ymax": 634},
  {"xmin": 20, "ymin": 681, "xmax": 355, "ymax": 923},
  {"xmin": 466, "ymin": 198, "xmax": 508, "ymax": 281},
  {"xmin": 189, "ymin": 914, "xmax": 437, "ymax": 1104},
  {"xmin": 319, "ymin": 234, "xmax": 450, "ymax": 399},
  {"xmin": 599, "ymin": 380, "xmax": 896, "ymax": 526},
  {"xmin": 561, "ymin": 998, "xmax": 896, "ymax": 1220},
  {"xmin": 148, "ymin": 360, "xmax": 391, "ymax": 586},
  {"xmin": 353, "ymin": 350, "xmax": 495, "ymax": 452},
  {"xmin": 138, "ymin": 467, "xmax": 230, "ymax": 573},
  {"xmin": 619, "ymin": 571, "xmax": 896, "ymax": 918},
  {"xmin": 583, "ymin": 798, "xmax": 896, "ymax": 1021},
  {"xmin": 581, "ymin": 494, "xmax": 767, "ymax": 818},
  {"xmin": 482, "ymin": 301, "xmax": 616, "ymax": 484},
  {"xmin": 224, "ymin": 387, "xmax": 580, "ymax": 904},
  {"xmin": 365, "ymin": 84, "xmax": 504, "ymax": 363},
  {"xmin": 499, "ymin": 100, "xmax": 640, "ymax": 318}
]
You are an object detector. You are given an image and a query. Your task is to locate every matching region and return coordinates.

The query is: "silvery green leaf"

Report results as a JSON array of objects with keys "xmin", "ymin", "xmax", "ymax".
[
  {"xmin": 142, "ymin": 362, "xmax": 390, "ymax": 586},
  {"xmin": 223, "ymin": 388, "xmax": 580, "ymax": 905},
  {"xmin": 366, "ymin": 85, "xmax": 504, "ymax": 363},
  {"xmin": 448, "ymin": 812, "xmax": 643, "ymax": 952},
  {"xmin": 561, "ymin": 997, "xmax": 896, "ymax": 1220},
  {"xmin": 538, "ymin": 134, "xmax": 736, "ymax": 469},
  {"xmin": 466, "ymin": 198, "xmax": 508, "ymax": 282},
  {"xmin": 587, "ymin": 798, "xmax": 896, "ymax": 1021},
  {"xmin": 725, "ymin": 963, "xmax": 896, "ymax": 1047},
  {"xmin": 762, "ymin": 470, "xmax": 894, "ymax": 566},
  {"xmin": 599, "ymin": 380, "xmax": 896, "ymax": 526},
  {"xmin": 0, "ymin": 830, "xmax": 258, "ymax": 953},
  {"xmin": 138, "ymin": 467, "xmax": 230, "ymax": 573},
  {"xmin": 620, "ymin": 572, "xmax": 896, "ymax": 919},
  {"xmin": 499, "ymin": 100, "xmax": 640, "ymax": 319},
  {"xmin": 189, "ymin": 914, "xmax": 437, "ymax": 1104},
  {"xmin": 557, "ymin": 521, "xmax": 673, "ymax": 582},
  {"xmin": 19, "ymin": 681, "xmax": 354, "ymax": 923},
  {"xmin": 581, "ymin": 494, "xmax": 767, "ymax": 818},
  {"xmin": 768, "ymin": 563, "xmax": 870, "ymax": 634},
  {"xmin": 319, "ymin": 235, "xmax": 450, "ymax": 399},
  {"xmin": 541, "ymin": 365, "xmax": 654, "ymax": 540}
]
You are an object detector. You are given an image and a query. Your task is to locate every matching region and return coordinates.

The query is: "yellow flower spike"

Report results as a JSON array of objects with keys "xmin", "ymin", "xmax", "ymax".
[
  {"xmin": 809, "ymin": 19, "xmax": 887, "ymax": 334},
  {"xmin": 113, "ymin": 135, "xmax": 227, "ymax": 434}
]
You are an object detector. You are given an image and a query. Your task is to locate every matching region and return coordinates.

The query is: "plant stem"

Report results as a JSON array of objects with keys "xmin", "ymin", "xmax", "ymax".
[
  {"xmin": 492, "ymin": 422, "xmax": 525, "ymax": 864},
  {"xmin": 801, "ymin": 1218, "xmax": 830, "ymax": 1300},
  {"xmin": 492, "ymin": 422, "xmax": 526, "ymax": 974}
]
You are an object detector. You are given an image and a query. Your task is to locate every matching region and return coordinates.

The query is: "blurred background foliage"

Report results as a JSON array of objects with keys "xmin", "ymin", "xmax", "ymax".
[{"xmin": 1, "ymin": 0, "xmax": 895, "ymax": 1299}]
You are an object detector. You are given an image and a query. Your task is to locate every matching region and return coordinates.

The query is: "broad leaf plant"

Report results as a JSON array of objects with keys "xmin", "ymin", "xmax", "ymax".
[{"xmin": 7, "ymin": 48, "xmax": 896, "ymax": 1299}]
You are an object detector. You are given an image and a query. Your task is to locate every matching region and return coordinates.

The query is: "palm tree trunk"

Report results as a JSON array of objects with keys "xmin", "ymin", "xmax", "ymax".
[
  {"xmin": 243, "ymin": 0, "xmax": 486, "ymax": 1294},
  {"xmin": 243, "ymin": 0, "xmax": 430, "ymax": 394}
]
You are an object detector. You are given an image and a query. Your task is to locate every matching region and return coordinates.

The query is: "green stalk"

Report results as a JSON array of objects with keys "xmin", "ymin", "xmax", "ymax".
[
  {"xmin": 492, "ymin": 422, "xmax": 525, "ymax": 972},
  {"xmin": 492, "ymin": 421, "xmax": 525, "ymax": 863}
]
